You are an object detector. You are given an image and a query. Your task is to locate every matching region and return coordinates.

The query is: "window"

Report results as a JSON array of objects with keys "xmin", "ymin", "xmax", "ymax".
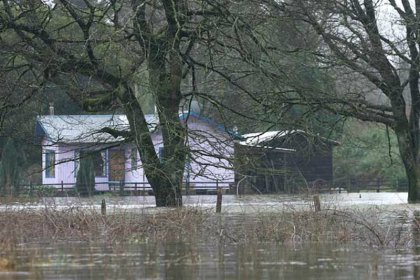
[
  {"xmin": 45, "ymin": 150, "xmax": 55, "ymax": 178},
  {"xmin": 131, "ymin": 148, "xmax": 138, "ymax": 171},
  {"xmin": 93, "ymin": 151, "xmax": 107, "ymax": 177},
  {"xmin": 158, "ymin": 147, "xmax": 165, "ymax": 162}
]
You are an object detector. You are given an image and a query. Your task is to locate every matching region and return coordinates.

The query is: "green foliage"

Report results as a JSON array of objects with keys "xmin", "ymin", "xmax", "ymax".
[
  {"xmin": 75, "ymin": 152, "xmax": 95, "ymax": 196},
  {"xmin": 0, "ymin": 138, "xmax": 22, "ymax": 196},
  {"xmin": 334, "ymin": 120, "xmax": 406, "ymax": 185}
]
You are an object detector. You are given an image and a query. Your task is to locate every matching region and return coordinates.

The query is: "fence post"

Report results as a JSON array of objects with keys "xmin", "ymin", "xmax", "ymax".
[
  {"xmin": 313, "ymin": 195, "xmax": 321, "ymax": 212},
  {"xmin": 119, "ymin": 180, "xmax": 124, "ymax": 196},
  {"xmin": 134, "ymin": 183, "xmax": 137, "ymax": 192},
  {"xmin": 61, "ymin": 181, "xmax": 64, "ymax": 192},
  {"xmin": 376, "ymin": 178, "xmax": 380, "ymax": 193},
  {"xmin": 101, "ymin": 199, "xmax": 106, "ymax": 216},
  {"xmin": 29, "ymin": 181, "xmax": 33, "ymax": 197},
  {"xmin": 216, "ymin": 180, "xmax": 222, "ymax": 213}
]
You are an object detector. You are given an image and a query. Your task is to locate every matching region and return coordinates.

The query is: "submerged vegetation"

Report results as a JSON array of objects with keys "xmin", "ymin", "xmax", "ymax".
[
  {"xmin": 0, "ymin": 194, "xmax": 418, "ymax": 278},
  {"xmin": 0, "ymin": 203, "xmax": 415, "ymax": 255}
]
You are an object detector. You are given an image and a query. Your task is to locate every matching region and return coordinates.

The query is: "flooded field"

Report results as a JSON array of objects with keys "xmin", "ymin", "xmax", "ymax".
[
  {"xmin": 0, "ymin": 192, "xmax": 412, "ymax": 213},
  {"xmin": 1, "ymin": 192, "xmax": 420, "ymax": 279},
  {"xmin": 3, "ymin": 241, "xmax": 420, "ymax": 279}
]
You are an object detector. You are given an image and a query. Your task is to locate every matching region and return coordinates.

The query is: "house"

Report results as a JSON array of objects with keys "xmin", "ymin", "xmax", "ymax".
[
  {"xmin": 35, "ymin": 112, "xmax": 235, "ymax": 192},
  {"xmin": 234, "ymin": 130, "xmax": 339, "ymax": 193}
]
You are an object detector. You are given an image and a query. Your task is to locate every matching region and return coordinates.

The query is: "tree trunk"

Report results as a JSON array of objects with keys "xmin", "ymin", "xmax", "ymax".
[
  {"xmin": 115, "ymin": 0, "xmax": 187, "ymax": 207},
  {"xmin": 146, "ymin": 32, "xmax": 186, "ymax": 207},
  {"xmin": 395, "ymin": 127, "xmax": 420, "ymax": 203},
  {"xmin": 402, "ymin": 155, "xmax": 420, "ymax": 203},
  {"xmin": 154, "ymin": 178, "xmax": 183, "ymax": 207},
  {"xmin": 118, "ymin": 84, "xmax": 185, "ymax": 207}
]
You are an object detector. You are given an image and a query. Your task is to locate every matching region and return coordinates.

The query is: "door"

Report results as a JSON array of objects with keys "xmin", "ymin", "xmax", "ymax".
[{"xmin": 109, "ymin": 150, "xmax": 125, "ymax": 182}]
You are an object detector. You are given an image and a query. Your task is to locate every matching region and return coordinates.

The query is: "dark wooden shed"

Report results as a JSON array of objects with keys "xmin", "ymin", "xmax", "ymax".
[{"xmin": 234, "ymin": 130, "xmax": 339, "ymax": 194}]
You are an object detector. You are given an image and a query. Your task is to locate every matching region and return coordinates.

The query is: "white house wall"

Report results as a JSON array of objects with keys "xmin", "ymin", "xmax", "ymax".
[
  {"xmin": 41, "ymin": 117, "xmax": 234, "ymax": 189},
  {"xmin": 186, "ymin": 120, "xmax": 234, "ymax": 187},
  {"xmin": 125, "ymin": 120, "xmax": 234, "ymax": 187},
  {"xmin": 41, "ymin": 138, "xmax": 60, "ymax": 186}
]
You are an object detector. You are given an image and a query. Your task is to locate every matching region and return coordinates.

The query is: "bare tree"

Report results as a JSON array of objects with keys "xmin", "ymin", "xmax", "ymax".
[
  {"xmin": 251, "ymin": 0, "xmax": 420, "ymax": 202},
  {"xmin": 0, "ymin": 0, "xmax": 247, "ymax": 206}
]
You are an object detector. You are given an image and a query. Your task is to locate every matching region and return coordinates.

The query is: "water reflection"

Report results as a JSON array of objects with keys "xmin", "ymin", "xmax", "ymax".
[{"xmin": 0, "ymin": 242, "xmax": 419, "ymax": 279}]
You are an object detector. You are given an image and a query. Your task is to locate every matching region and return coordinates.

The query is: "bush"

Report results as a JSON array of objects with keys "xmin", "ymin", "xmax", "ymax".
[{"xmin": 75, "ymin": 152, "xmax": 95, "ymax": 196}]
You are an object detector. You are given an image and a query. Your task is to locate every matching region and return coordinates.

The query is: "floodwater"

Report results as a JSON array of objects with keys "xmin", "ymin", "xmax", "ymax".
[
  {"xmin": 2, "ymin": 192, "xmax": 420, "ymax": 279},
  {"xmin": 3, "ymin": 241, "xmax": 420, "ymax": 279},
  {"xmin": 1, "ymin": 192, "xmax": 412, "ymax": 213}
]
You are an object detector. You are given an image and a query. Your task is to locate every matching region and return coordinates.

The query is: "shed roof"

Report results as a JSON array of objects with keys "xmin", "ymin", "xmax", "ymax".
[
  {"xmin": 239, "ymin": 130, "xmax": 339, "ymax": 149},
  {"xmin": 36, "ymin": 114, "xmax": 158, "ymax": 143}
]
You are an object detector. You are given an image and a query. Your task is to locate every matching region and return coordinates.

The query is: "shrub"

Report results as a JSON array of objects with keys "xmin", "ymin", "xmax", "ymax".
[{"xmin": 75, "ymin": 152, "xmax": 95, "ymax": 196}]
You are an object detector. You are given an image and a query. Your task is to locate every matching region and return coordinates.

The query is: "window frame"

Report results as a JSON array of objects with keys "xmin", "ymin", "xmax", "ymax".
[
  {"xmin": 45, "ymin": 150, "xmax": 56, "ymax": 178},
  {"xmin": 93, "ymin": 150, "xmax": 108, "ymax": 178},
  {"xmin": 158, "ymin": 146, "xmax": 164, "ymax": 162}
]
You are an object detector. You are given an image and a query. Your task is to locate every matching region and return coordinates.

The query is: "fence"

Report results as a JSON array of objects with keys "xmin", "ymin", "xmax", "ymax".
[
  {"xmin": 19, "ymin": 180, "xmax": 234, "ymax": 197},
  {"xmin": 18, "ymin": 177, "xmax": 408, "ymax": 197},
  {"xmin": 333, "ymin": 178, "xmax": 408, "ymax": 193}
]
